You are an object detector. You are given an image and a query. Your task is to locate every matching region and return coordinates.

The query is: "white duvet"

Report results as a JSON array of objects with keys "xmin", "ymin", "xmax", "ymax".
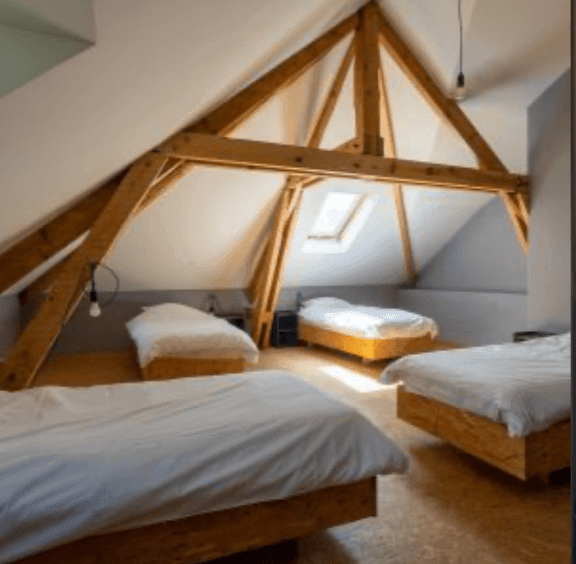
[
  {"xmin": 381, "ymin": 332, "xmax": 571, "ymax": 437},
  {"xmin": 299, "ymin": 299, "xmax": 438, "ymax": 340},
  {"xmin": 126, "ymin": 303, "xmax": 259, "ymax": 367},
  {"xmin": 0, "ymin": 371, "xmax": 407, "ymax": 564}
]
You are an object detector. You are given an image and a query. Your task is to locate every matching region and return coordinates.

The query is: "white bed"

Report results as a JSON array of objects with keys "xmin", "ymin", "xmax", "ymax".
[
  {"xmin": 126, "ymin": 303, "xmax": 259, "ymax": 379},
  {"xmin": 299, "ymin": 297, "xmax": 439, "ymax": 340},
  {"xmin": 297, "ymin": 297, "xmax": 441, "ymax": 361},
  {"xmin": 380, "ymin": 333, "xmax": 571, "ymax": 480},
  {"xmin": 0, "ymin": 370, "xmax": 407, "ymax": 564}
]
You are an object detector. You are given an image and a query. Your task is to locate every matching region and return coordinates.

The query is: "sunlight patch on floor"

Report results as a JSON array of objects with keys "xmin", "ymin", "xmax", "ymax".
[{"xmin": 319, "ymin": 365, "xmax": 394, "ymax": 393}]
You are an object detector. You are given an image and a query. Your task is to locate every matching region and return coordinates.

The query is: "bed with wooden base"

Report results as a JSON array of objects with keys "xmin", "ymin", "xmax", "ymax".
[
  {"xmin": 126, "ymin": 303, "xmax": 259, "ymax": 381},
  {"xmin": 141, "ymin": 356, "xmax": 244, "ymax": 380},
  {"xmin": 2, "ymin": 371, "xmax": 407, "ymax": 564},
  {"xmin": 296, "ymin": 298, "xmax": 444, "ymax": 362},
  {"xmin": 397, "ymin": 386, "xmax": 570, "ymax": 482},
  {"xmin": 14, "ymin": 478, "xmax": 376, "ymax": 564},
  {"xmin": 299, "ymin": 321, "xmax": 441, "ymax": 361},
  {"xmin": 382, "ymin": 333, "xmax": 571, "ymax": 482}
]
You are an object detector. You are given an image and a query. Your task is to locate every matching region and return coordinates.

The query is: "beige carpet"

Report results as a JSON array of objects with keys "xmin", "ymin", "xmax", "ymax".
[
  {"xmin": 229, "ymin": 346, "xmax": 571, "ymax": 564},
  {"xmin": 36, "ymin": 346, "xmax": 571, "ymax": 564}
]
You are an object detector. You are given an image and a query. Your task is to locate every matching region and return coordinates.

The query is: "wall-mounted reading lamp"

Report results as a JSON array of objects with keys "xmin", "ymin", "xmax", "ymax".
[{"xmin": 88, "ymin": 262, "xmax": 120, "ymax": 318}]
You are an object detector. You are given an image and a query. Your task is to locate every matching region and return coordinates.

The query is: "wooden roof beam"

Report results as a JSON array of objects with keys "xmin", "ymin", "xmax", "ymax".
[
  {"xmin": 378, "ymin": 58, "xmax": 417, "ymax": 287},
  {"xmin": 0, "ymin": 155, "xmax": 168, "ymax": 391},
  {"xmin": 160, "ymin": 133, "xmax": 530, "ymax": 194},
  {"xmin": 3, "ymin": 13, "xmax": 358, "ymax": 297}
]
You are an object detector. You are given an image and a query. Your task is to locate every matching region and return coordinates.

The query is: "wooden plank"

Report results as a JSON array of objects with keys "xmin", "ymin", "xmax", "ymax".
[
  {"xmin": 14, "ymin": 478, "xmax": 376, "ymax": 564},
  {"xmin": 299, "ymin": 322, "xmax": 442, "ymax": 360},
  {"xmin": 162, "ymin": 133, "xmax": 530, "ymax": 193},
  {"xmin": 378, "ymin": 56, "xmax": 416, "ymax": 286},
  {"xmin": 500, "ymin": 191, "xmax": 529, "ymax": 255},
  {"xmin": 261, "ymin": 186, "xmax": 303, "ymax": 348},
  {"xmin": 353, "ymin": 22, "xmax": 366, "ymax": 144},
  {"xmin": 397, "ymin": 385, "xmax": 528, "ymax": 479},
  {"xmin": 0, "ymin": 155, "xmax": 167, "ymax": 391},
  {"xmin": 142, "ymin": 357, "xmax": 244, "ymax": 381},
  {"xmin": 374, "ymin": 2, "xmax": 504, "ymax": 171},
  {"xmin": 306, "ymin": 38, "xmax": 355, "ymax": 149},
  {"xmin": 525, "ymin": 419, "xmax": 572, "ymax": 481},
  {"xmin": 251, "ymin": 190, "xmax": 290, "ymax": 345},
  {"xmin": 356, "ymin": 4, "xmax": 383, "ymax": 156},
  {"xmin": 397, "ymin": 386, "xmax": 570, "ymax": 481},
  {"xmin": 8, "ymin": 13, "xmax": 358, "ymax": 297},
  {"xmin": 0, "ymin": 180, "xmax": 119, "ymax": 295}
]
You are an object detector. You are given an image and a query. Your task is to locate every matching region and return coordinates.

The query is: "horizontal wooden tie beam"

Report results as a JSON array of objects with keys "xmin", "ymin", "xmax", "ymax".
[{"xmin": 159, "ymin": 133, "xmax": 529, "ymax": 194}]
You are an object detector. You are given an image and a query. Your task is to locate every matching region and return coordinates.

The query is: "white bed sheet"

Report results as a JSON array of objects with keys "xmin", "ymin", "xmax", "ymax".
[
  {"xmin": 299, "ymin": 302, "xmax": 438, "ymax": 340},
  {"xmin": 0, "ymin": 371, "xmax": 407, "ymax": 563},
  {"xmin": 127, "ymin": 313, "xmax": 259, "ymax": 367},
  {"xmin": 380, "ymin": 333, "xmax": 571, "ymax": 437}
]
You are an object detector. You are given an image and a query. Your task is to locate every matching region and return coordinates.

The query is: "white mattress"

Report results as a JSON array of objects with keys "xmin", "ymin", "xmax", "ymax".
[
  {"xmin": 380, "ymin": 333, "xmax": 571, "ymax": 437},
  {"xmin": 0, "ymin": 371, "xmax": 407, "ymax": 563},
  {"xmin": 127, "ymin": 312, "xmax": 259, "ymax": 367},
  {"xmin": 299, "ymin": 303, "xmax": 438, "ymax": 340}
]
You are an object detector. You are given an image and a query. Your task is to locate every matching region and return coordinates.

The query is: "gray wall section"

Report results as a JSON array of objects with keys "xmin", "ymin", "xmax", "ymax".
[
  {"xmin": 49, "ymin": 285, "xmax": 396, "ymax": 354},
  {"xmin": 396, "ymin": 289, "xmax": 527, "ymax": 347},
  {"xmin": 0, "ymin": 295, "xmax": 19, "ymax": 358},
  {"xmin": 416, "ymin": 197, "xmax": 527, "ymax": 293},
  {"xmin": 527, "ymin": 69, "xmax": 571, "ymax": 333}
]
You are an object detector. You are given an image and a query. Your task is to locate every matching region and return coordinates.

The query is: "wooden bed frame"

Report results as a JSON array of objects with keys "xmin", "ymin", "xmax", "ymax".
[
  {"xmin": 397, "ymin": 385, "xmax": 571, "ymax": 482},
  {"xmin": 141, "ymin": 356, "xmax": 244, "ymax": 380},
  {"xmin": 15, "ymin": 477, "xmax": 376, "ymax": 564},
  {"xmin": 299, "ymin": 321, "xmax": 445, "ymax": 361}
]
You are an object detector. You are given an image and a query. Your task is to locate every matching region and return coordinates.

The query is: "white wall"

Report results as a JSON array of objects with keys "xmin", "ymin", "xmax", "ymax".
[{"xmin": 527, "ymin": 68, "xmax": 571, "ymax": 332}]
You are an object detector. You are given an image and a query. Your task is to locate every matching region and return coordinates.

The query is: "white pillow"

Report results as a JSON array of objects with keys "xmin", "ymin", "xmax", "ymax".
[
  {"xmin": 139, "ymin": 303, "xmax": 211, "ymax": 320},
  {"xmin": 301, "ymin": 297, "xmax": 352, "ymax": 309}
]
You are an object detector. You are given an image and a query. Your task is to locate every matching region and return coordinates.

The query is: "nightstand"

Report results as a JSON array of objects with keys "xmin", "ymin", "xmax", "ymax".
[
  {"xmin": 271, "ymin": 310, "xmax": 298, "ymax": 347},
  {"xmin": 513, "ymin": 331, "xmax": 556, "ymax": 343}
]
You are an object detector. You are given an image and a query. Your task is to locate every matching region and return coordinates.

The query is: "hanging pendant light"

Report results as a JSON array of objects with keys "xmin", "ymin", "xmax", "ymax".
[{"xmin": 455, "ymin": 0, "xmax": 467, "ymax": 101}]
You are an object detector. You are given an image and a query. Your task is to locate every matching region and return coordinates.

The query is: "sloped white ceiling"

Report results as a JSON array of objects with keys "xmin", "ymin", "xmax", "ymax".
[{"xmin": 0, "ymin": 0, "xmax": 570, "ymax": 293}]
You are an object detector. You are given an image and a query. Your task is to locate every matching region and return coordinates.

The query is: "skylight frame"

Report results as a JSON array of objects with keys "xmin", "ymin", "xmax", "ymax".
[{"xmin": 307, "ymin": 192, "xmax": 365, "ymax": 242}]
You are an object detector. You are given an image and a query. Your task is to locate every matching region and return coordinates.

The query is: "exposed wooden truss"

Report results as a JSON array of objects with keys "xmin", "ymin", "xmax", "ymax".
[
  {"xmin": 160, "ymin": 134, "xmax": 528, "ymax": 193},
  {"xmin": 0, "ymin": 1, "xmax": 531, "ymax": 389}
]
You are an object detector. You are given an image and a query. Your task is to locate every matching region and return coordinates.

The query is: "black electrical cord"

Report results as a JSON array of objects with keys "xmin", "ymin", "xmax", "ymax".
[
  {"xmin": 458, "ymin": 0, "xmax": 463, "ymax": 76},
  {"xmin": 96, "ymin": 263, "xmax": 120, "ymax": 309}
]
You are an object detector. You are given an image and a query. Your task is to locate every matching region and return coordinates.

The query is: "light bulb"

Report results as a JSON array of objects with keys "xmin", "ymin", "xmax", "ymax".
[
  {"xmin": 455, "ymin": 72, "xmax": 467, "ymax": 101},
  {"xmin": 89, "ymin": 301, "xmax": 101, "ymax": 317}
]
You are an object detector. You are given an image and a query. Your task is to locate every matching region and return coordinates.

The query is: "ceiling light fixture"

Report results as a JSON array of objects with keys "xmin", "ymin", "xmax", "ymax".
[{"xmin": 455, "ymin": 0, "xmax": 467, "ymax": 101}]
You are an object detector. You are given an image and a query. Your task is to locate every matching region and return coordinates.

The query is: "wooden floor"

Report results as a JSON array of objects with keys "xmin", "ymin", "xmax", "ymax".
[{"xmin": 31, "ymin": 346, "xmax": 571, "ymax": 564}]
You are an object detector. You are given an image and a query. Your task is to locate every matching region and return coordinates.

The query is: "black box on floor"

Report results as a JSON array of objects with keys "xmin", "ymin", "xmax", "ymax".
[{"xmin": 271, "ymin": 311, "xmax": 298, "ymax": 347}]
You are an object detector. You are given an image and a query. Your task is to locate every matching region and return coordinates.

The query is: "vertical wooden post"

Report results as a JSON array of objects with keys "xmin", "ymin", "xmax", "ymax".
[
  {"xmin": 378, "ymin": 53, "xmax": 417, "ymax": 285},
  {"xmin": 354, "ymin": 4, "xmax": 383, "ymax": 156}
]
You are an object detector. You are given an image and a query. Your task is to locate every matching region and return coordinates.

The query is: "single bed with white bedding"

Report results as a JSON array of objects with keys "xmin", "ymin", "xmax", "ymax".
[
  {"xmin": 298, "ymin": 297, "xmax": 441, "ymax": 361},
  {"xmin": 0, "ymin": 370, "xmax": 407, "ymax": 564},
  {"xmin": 380, "ymin": 333, "xmax": 571, "ymax": 480},
  {"xmin": 126, "ymin": 303, "xmax": 259, "ymax": 379}
]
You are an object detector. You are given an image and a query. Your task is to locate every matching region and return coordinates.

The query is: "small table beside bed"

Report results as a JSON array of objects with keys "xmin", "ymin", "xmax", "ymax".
[
  {"xmin": 1, "ymin": 370, "xmax": 407, "ymax": 564},
  {"xmin": 126, "ymin": 303, "xmax": 260, "ymax": 380},
  {"xmin": 297, "ymin": 297, "xmax": 444, "ymax": 362},
  {"xmin": 381, "ymin": 332, "xmax": 571, "ymax": 482}
]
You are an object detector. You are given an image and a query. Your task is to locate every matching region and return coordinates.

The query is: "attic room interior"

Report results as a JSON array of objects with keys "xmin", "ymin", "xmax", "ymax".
[{"xmin": 0, "ymin": 0, "xmax": 571, "ymax": 563}]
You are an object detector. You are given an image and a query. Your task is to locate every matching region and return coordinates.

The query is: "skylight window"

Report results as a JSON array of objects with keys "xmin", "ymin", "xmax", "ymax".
[
  {"xmin": 308, "ymin": 192, "xmax": 362, "ymax": 240},
  {"xmin": 303, "ymin": 191, "xmax": 375, "ymax": 254}
]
